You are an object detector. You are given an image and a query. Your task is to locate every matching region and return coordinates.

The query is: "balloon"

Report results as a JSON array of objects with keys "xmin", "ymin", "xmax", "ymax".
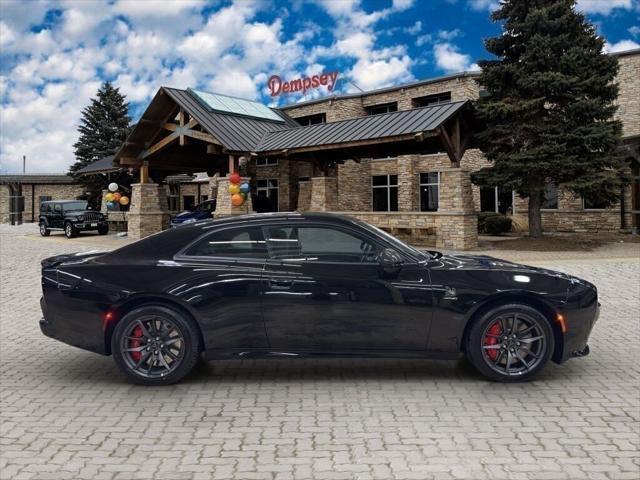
[
  {"xmin": 229, "ymin": 173, "xmax": 241, "ymax": 185},
  {"xmin": 105, "ymin": 193, "xmax": 114, "ymax": 202},
  {"xmin": 231, "ymin": 194, "xmax": 244, "ymax": 206},
  {"xmin": 119, "ymin": 196, "xmax": 129, "ymax": 206},
  {"xmin": 106, "ymin": 201, "xmax": 116, "ymax": 210},
  {"xmin": 108, "ymin": 182, "xmax": 118, "ymax": 192},
  {"xmin": 112, "ymin": 192, "xmax": 121, "ymax": 202},
  {"xmin": 228, "ymin": 183, "xmax": 240, "ymax": 195},
  {"xmin": 239, "ymin": 182, "xmax": 250, "ymax": 194}
]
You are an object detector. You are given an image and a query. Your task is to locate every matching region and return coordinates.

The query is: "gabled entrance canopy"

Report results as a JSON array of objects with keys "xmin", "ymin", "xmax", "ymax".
[{"xmin": 114, "ymin": 86, "xmax": 475, "ymax": 181}]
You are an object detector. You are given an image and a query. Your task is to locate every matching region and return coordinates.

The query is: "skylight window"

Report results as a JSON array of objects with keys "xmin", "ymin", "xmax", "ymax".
[{"xmin": 189, "ymin": 88, "xmax": 284, "ymax": 123}]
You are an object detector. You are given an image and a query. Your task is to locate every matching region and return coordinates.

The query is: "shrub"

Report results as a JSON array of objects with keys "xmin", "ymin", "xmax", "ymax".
[
  {"xmin": 478, "ymin": 212, "xmax": 501, "ymax": 233},
  {"xmin": 483, "ymin": 214, "xmax": 513, "ymax": 235}
]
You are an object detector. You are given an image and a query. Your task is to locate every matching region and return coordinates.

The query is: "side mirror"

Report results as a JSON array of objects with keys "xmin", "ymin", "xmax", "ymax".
[{"xmin": 377, "ymin": 248, "xmax": 403, "ymax": 278}]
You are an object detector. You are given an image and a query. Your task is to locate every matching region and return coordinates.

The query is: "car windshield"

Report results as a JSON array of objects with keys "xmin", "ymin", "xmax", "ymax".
[
  {"xmin": 62, "ymin": 201, "xmax": 88, "ymax": 212},
  {"xmin": 357, "ymin": 221, "xmax": 431, "ymax": 261}
]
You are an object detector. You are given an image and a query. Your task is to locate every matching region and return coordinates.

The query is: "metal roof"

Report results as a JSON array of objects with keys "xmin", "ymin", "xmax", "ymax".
[
  {"xmin": 255, "ymin": 101, "xmax": 468, "ymax": 152},
  {"xmin": 162, "ymin": 88, "xmax": 299, "ymax": 152},
  {"xmin": 0, "ymin": 174, "xmax": 77, "ymax": 184},
  {"xmin": 75, "ymin": 155, "xmax": 119, "ymax": 175}
]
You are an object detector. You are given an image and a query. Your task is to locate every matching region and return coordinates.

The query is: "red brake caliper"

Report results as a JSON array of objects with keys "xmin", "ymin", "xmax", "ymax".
[
  {"xmin": 130, "ymin": 326, "xmax": 143, "ymax": 362},
  {"xmin": 484, "ymin": 321, "xmax": 502, "ymax": 361}
]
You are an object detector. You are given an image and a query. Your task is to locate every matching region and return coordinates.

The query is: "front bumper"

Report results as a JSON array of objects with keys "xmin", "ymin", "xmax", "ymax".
[
  {"xmin": 557, "ymin": 297, "xmax": 600, "ymax": 363},
  {"xmin": 73, "ymin": 221, "xmax": 108, "ymax": 230}
]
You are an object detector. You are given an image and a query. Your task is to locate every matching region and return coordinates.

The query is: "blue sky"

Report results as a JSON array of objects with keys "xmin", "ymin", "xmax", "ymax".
[{"xmin": 0, "ymin": 0, "xmax": 638, "ymax": 173}]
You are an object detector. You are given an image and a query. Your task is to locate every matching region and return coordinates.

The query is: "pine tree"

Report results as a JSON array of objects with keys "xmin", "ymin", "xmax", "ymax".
[
  {"xmin": 472, "ymin": 0, "xmax": 625, "ymax": 237},
  {"xmin": 69, "ymin": 82, "xmax": 132, "ymax": 207}
]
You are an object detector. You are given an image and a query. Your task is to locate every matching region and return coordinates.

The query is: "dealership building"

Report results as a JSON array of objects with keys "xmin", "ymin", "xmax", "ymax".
[{"xmin": 1, "ymin": 49, "xmax": 638, "ymax": 248}]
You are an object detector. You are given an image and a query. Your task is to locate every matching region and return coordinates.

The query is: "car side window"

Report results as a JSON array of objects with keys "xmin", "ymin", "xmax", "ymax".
[
  {"xmin": 264, "ymin": 225, "xmax": 380, "ymax": 263},
  {"xmin": 53, "ymin": 204, "xmax": 62, "ymax": 214},
  {"xmin": 184, "ymin": 226, "xmax": 267, "ymax": 259}
]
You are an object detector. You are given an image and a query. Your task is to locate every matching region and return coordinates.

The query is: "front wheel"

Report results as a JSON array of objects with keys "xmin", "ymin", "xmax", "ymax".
[
  {"xmin": 64, "ymin": 222, "xmax": 77, "ymax": 238},
  {"xmin": 39, "ymin": 222, "xmax": 50, "ymax": 236},
  {"xmin": 98, "ymin": 225, "xmax": 109, "ymax": 235},
  {"xmin": 112, "ymin": 306, "xmax": 200, "ymax": 385},
  {"xmin": 465, "ymin": 303, "xmax": 554, "ymax": 382}
]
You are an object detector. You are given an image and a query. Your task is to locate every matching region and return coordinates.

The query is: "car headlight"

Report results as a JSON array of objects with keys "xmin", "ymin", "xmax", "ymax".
[
  {"xmin": 76, "ymin": 216, "xmax": 84, "ymax": 221},
  {"xmin": 183, "ymin": 218, "xmax": 197, "ymax": 224}
]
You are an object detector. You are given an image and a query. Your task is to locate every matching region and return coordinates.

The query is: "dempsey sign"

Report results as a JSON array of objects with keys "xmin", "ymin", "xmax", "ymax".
[{"xmin": 267, "ymin": 72, "xmax": 339, "ymax": 97}]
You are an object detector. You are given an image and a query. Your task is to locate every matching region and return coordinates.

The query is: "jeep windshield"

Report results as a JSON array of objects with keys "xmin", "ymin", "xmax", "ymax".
[{"xmin": 62, "ymin": 201, "xmax": 88, "ymax": 212}]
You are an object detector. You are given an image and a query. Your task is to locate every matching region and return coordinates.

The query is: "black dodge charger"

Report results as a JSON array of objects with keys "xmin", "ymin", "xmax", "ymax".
[{"xmin": 40, "ymin": 213, "xmax": 598, "ymax": 385}]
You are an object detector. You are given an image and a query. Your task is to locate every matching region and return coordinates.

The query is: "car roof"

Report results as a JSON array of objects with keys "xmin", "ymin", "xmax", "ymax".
[
  {"xmin": 42, "ymin": 200, "xmax": 86, "ymax": 204},
  {"xmin": 187, "ymin": 212, "xmax": 362, "ymax": 230}
]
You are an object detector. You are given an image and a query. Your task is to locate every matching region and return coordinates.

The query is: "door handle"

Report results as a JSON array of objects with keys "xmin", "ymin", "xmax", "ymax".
[{"xmin": 270, "ymin": 279, "xmax": 293, "ymax": 290}]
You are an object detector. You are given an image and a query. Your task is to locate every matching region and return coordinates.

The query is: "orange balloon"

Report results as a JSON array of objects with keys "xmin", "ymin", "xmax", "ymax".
[
  {"xmin": 229, "ymin": 173, "xmax": 241, "ymax": 185},
  {"xmin": 119, "ymin": 196, "xmax": 129, "ymax": 206},
  {"xmin": 228, "ymin": 183, "xmax": 240, "ymax": 195},
  {"xmin": 113, "ymin": 192, "xmax": 121, "ymax": 201},
  {"xmin": 231, "ymin": 193, "xmax": 244, "ymax": 206}
]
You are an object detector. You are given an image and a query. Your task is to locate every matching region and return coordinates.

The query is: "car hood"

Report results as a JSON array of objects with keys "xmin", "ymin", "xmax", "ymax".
[
  {"xmin": 433, "ymin": 252, "xmax": 575, "ymax": 281},
  {"xmin": 174, "ymin": 210, "xmax": 194, "ymax": 218}
]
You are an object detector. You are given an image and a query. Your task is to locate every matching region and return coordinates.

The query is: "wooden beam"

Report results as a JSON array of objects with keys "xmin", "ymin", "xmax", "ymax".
[
  {"xmin": 183, "ymin": 129, "xmax": 222, "ymax": 145},
  {"xmin": 228, "ymin": 155, "xmax": 235, "ymax": 174},
  {"xmin": 140, "ymin": 164, "xmax": 149, "ymax": 184},
  {"xmin": 119, "ymin": 157, "xmax": 143, "ymax": 166},
  {"xmin": 139, "ymin": 132, "xmax": 179, "ymax": 160},
  {"xmin": 178, "ymin": 109, "xmax": 186, "ymax": 146},
  {"xmin": 162, "ymin": 123, "xmax": 178, "ymax": 132},
  {"xmin": 439, "ymin": 125, "xmax": 460, "ymax": 167}
]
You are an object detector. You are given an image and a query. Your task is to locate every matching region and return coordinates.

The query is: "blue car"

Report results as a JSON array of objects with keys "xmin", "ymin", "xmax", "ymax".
[{"xmin": 170, "ymin": 199, "xmax": 216, "ymax": 227}]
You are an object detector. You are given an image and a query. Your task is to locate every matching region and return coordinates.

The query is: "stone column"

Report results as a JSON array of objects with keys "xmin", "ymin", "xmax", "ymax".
[
  {"xmin": 397, "ymin": 155, "xmax": 416, "ymax": 211},
  {"xmin": 310, "ymin": 176, "xmax": 338, "ymax": 211},
  {"xmin": 100, "ymin": 189, "xmax": 109, "ymax": 214},
  {"xmin": 296, "ymin": 180, "xmax": 311, "ymax": 211},
  {"xmin": 127, "ymin": 183, "xmax": 170, "ymax": 240},
  {"xmin": 435, "ymin": 168, "xmax": 478, "ymax": 250},
  {"xmin": 0, "ymin": 185, "xmax": 10, "ymax": 224},
  {"xmin": 208, "ymin": 173, "xmax": 219, "ymax": 200},
  {"xmin": 214, "ymin": 175, "xmax": 254, "ymax": 217}
]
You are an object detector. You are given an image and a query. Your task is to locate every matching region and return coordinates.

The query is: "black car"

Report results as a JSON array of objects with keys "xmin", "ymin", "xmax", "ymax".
[
  {"xmin": 39, "ymin": 213, "xmax": 598, "ymax": 385},
  {"xmin": 39, "ymin": 200, "xmax": 108, "ymax": 238}
]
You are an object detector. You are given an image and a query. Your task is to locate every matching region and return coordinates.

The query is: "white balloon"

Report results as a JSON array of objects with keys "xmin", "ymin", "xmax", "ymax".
[{"xmin": 108, "ymin": 182, "xmax": 118, "ymax": 192}]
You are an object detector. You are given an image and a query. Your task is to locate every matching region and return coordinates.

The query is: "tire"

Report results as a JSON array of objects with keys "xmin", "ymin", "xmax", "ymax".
[
  {"xmin": 98, "ymin": 225, "xmax": 109, "ymax": 235},
  {"xmin": 111, "ymin": 306, "xmax": 200, "ymax": 386},
  {"xmin": 64, "ymin": 222, "xmax": 77, "ymax": 238},
  {"xmin": 39, "ymin": 222, "xmax": 50, "ymax": 237},
  {"xmin": 465, "ymin": 303, "xmax": 554, "ymax": 382}
]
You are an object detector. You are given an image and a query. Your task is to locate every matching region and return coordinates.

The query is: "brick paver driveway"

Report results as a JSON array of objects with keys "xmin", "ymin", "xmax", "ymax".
[{"xmin": 1, "ymin": 224, "xmax": 639, "ymax": 480}]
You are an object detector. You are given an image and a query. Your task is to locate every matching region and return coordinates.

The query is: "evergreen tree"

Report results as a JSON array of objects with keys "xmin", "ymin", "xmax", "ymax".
[
  {"xmin": 69, "ymin": 82, "xmax": 132, "ymax": 207},
  {"xmin": 472, "ymin": 0, "xmax": 625, "ymax": 237}
]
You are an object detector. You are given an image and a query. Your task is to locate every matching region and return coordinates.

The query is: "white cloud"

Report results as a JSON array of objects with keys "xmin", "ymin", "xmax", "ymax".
[
  {"xmin": 576, "ymin": 0, "xmax": 632, "ymax": 15},
  {"xmin": 629, "ymin": 26, "xmax": 640, "ymax": 37},
  {"xmin": 433, "ymin": 43, "xmax": 478, "ymax": 72},
  {"xmin": 604, "ymin": 39, "xmax": 640, "ymax": 53},
  {"xmin": 468, "ymin": 0, "xmax": 500, "ymax": 11},
  {"xmin": 404, "ymin": 21, "xmax": 422, "ymax": 35},
  {"xmin": 349, "ymin": 56, "xmax": 414, "ymax": 91}
]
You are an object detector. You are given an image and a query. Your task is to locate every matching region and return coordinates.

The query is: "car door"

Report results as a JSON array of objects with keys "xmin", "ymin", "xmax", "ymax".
[
  {"xmin": 260, "ymin": 222, "xmax": 434, "ymax": 352},
  {"xmin": 172, "ymin": 225, "xmax": 269, "ymax": 352},
  {"xmin": 52, "ymin": 203, "xmax": 63, "ymax": 228}
]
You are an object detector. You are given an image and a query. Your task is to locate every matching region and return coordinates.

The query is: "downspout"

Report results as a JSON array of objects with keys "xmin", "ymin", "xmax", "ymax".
[
  {"xmin": 620, "ymin": 185, "xmax": 626, "ymax": 231},
  {"xmin": 31, "ymin": 184, "xmax": 35, "ymax": 222}
]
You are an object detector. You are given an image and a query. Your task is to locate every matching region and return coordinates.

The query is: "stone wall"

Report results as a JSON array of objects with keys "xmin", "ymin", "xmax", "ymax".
[
  {"xmin": 310, "ymin": 177, "xmax": 338, "ymax": 211},
  {"xmin": 214, "ymin": 175, "xmax": 254, "ymax": 217},
  {"xmin": 0, "ymin": 183, "xmax": 84, "ymax": 224},
  {"xmin": 337, "ymin": 159, "xmax": 372, "ymax": 211},
  {"xmin": 616, "ymin": 51, "xmax": 640, "ymax": 139},
  {"xmin": 127, "ymin": 183, "xmax": 170, "ymax": 240}
]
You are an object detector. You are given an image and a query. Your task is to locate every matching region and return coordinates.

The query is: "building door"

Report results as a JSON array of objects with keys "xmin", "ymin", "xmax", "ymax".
[{"xmin": 255, "ymin": 179, "xmax": 279, "ymax": 212}]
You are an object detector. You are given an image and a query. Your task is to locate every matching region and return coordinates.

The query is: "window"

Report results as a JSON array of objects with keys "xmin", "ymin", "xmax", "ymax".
[
  {"xmin": 200, "ymin": 195, "xmax": 208, "ymax": 202},
  {"xmin": 541, "ymin": 182, "xmax": 558, "ymax": 209},
  {"xmin": 365, "ymin": 102, "xmax": 397, "ymax": 115},
  {"xmin": 419, "ymin": 172, "xmax": 440, "ymax": 212},
  {"xmin": 256, "ymin": 179, "xmax": 279, "ymax": 212},
  {"xmin": 53, "ymin": 204, "xmax": 62, "ymax": 214},
  {"xmin": 196, "ymin": 200, "xmax": 216, "ymax": 212},
  {"xmin": 480, "ymin": 186, "xmax": 513, "ymax": 214},
  {"xmin": 168, "ymin": 184, "xmax": 179, "ymax": 211},
  {"xmin": 583, "ymin": 195, "xmax": 608, "ymax": 210},
  {"xmin": 62, "ymin": 201, "xmax": 87, "ymax": 212},
  {"xmin": 256, "ymin": 157, "xmax": 279, "ymax": 167},
  {"xmin": 185, "ymin": 226, "xmax": 267, "ymax": 258},
  {"xmin": 183, "ymin": 195, "xmax": 196, "ymax": 210},
  {"xmin": 372, "ymin": 175, "xmax": 398, "ymax": 212},
  {"xmin": 412, "ymin": 92, "xmax": 451, "ymax": 107},
  {"xmin": 296, "ymin": 113, "xmax": 326, "ymax": 126},
  {"xmin": 265, "ymin": 225, "xmax": 379, "ymax": 263}
]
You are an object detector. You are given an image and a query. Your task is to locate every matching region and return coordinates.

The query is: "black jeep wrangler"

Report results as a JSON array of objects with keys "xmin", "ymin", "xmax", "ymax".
[{"xmin": 39, "ymin": 200, "xmax": 109, "ymax": 238}]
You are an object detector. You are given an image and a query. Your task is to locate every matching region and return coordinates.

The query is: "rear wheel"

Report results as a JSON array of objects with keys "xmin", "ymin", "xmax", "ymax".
[
  {"xmin": 39, "ymin": 222, "xmax": 50, "ymax": 237},
  {"xmin": 112, "ymin": 306, "xmax": 200, "ymax": 385},
  {"xmin": 465, "ymin": 303, "xmax": 553, "ymax": 382},
  {"xmin": 64, "ymin": 222, "xmax": 77, "ymax": 238}
]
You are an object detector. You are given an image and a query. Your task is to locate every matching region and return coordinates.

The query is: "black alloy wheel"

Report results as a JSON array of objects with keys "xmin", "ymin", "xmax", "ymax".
[
  {"xmin": 98, "ymin": 225, "xmax": 109, "ymax": 235},
  {"xmin": 112, "ymin": 306, "xmax": 200, "ymax": 385},
  {"xmin": 466, "ymin": 303, "xmax": 553, "ymax": 382},
  {"xmin": 64, "ymin": 222, "xmax": 77, "ymax": 239},
  {"xmin": 39, "ymin": 222, "xmax": 50, "ymax": 236}
]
